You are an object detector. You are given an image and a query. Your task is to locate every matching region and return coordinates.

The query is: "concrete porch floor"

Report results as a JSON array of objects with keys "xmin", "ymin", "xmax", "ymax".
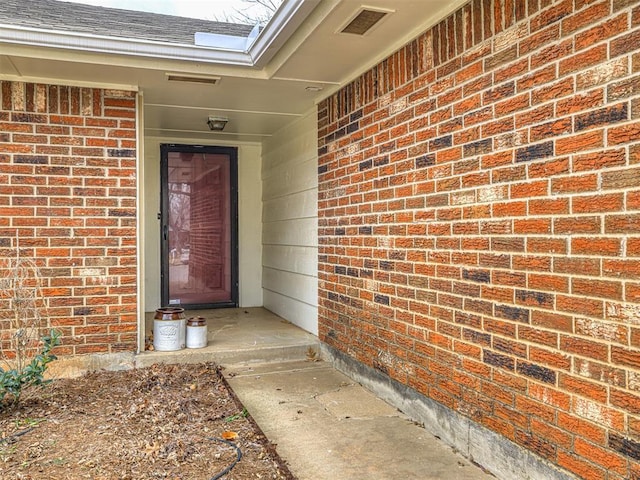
[
  {"xmin": 137, "ymin": 307, "xmax": 320, "ymax": 368},
  {"xmin": 137, "ymin": 307, "xmax": 494, "ymax": 480}
]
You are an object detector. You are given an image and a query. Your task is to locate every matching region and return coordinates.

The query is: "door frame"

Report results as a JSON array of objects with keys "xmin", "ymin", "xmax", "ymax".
[{"xmin": 159, "ymin": 143, "xmax": 239, "ymax": 309}]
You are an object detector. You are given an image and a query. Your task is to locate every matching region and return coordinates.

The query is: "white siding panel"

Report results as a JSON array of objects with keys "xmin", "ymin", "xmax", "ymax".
[
  {"xmin": 263, "ymin": 267, "xmax": 317, "ymax": 306},
  {"xmin": 263, "ymin": 290, "xmax": 318, "ymax": 335},
  {"xmin": 263, "ymin": 189, "xmax": 316, "ymax": 223},
  {"xmin": 262, "ymin": 125, "xmax": 316, "ymax": 172},
  {"xmin": 262, "ymin": 156, "xmax": 317, "ymax": 200},
  {"xmin": 262, "ymin": 218, "xmax": 316, "ymax": 247},
  {"xmin": 261, "ymin": 108, "xmax": 318, "ymax": 334},
  {"xmin": 262, "ymin": 245, "xmax": 317, "ymax": 277}
]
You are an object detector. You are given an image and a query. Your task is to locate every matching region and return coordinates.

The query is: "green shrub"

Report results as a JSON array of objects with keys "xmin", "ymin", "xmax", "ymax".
[
  {"xmin": 0, "ymin": 330, "xmax": 60, "ymax": 410},
  {"xmin": 0, "ymin": 247, "xmax": 59, "ymax": 410}
]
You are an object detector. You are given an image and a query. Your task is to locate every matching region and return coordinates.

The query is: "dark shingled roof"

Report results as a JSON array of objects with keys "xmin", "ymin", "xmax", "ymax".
[{"xmin": 0, "ymin": 0, "xmax": 255, "ymax": 45}]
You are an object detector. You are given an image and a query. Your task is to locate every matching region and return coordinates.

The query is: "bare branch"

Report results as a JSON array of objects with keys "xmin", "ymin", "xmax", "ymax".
[
  {"xmin": 0, "ymin": 246, "xmax": 48, "ymax": 372},
  {"xmin": 213, "ymin": 0, "xmax": 284, "ymax": 26}
]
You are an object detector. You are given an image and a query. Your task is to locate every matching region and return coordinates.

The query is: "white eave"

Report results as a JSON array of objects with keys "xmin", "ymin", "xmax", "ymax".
[
  {"xmin": 0, "ymin": 0, "xmax": 321, "ymax": 69},
  {"xmin": 247, "ymin": 0, "xmax": 320, "ymax": 67},
  {"xmin": 0, "ymin": 24, "xmax": 254, "ymax": 65}
]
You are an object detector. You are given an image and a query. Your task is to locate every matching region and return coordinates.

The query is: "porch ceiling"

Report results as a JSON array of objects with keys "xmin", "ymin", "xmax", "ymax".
[{"xmin": 0, "ymin": 0, "xmax": 465, "ymax": 143}]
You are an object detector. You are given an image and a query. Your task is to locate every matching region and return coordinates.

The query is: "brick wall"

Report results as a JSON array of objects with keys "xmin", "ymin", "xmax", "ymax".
[
  {"xmin": 318, "ymin": 1, "xmax": 640, "ymax": 479},
  {"xmin": 0, "ymin": 81, "xmax": 138, "ymax": 356},
  {"xmin": 191, "ymin": 167, "xmax": 225, "ymax": 291}
]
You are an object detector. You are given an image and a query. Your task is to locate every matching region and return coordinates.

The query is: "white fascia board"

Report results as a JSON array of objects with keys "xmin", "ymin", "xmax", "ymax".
[
  {"xmin": 0, "ymin": 24, "xmax": 254, "ymax": 66},
  {"xmin": 248, "ymin": 0, "xmax": 321, "ymax": 67},
  {"xmin": 0, "ymin": 0, "xmax": 319, "ymax": 69}
]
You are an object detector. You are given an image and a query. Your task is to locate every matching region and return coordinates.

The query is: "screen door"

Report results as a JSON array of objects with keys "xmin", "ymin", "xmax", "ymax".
[{"xmin": 160, "ymin": 144, "xmax": 238, "ymax": 309}]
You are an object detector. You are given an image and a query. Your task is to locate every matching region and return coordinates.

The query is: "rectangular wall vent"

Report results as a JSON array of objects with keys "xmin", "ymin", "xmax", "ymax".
[
  {"xmin": 166, "ymin": 73, "xmax": 221, "ymax": 85},
  {"xmin": 341, "ymin": 8, "xmax": 388, "ymax": 35}
]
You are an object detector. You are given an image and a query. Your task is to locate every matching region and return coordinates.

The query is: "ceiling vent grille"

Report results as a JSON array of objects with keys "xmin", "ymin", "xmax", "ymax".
[
  {"xmin": 341, "ymin": 8, "xmax": 389, "ymax": 35},
  {"xmin": 166, "ymin": 73, "xmax": 221, "ymax": 85}
]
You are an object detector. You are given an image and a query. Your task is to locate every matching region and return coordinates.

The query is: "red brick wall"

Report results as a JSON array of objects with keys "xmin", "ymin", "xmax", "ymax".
[
  {"xmin": 0, "ymin": 81, "xmax": 138, "ymax": 356},
  {"xmin": 318, "ymin": 1, "xmax": 640, "ymax": 479}
]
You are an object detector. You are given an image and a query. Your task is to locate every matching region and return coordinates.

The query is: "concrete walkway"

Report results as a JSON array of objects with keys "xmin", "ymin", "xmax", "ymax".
[
  {"xmin": 137, "ymin": 308, "xmax": 494, "ymax": 479},
  {"xmin": 226, "ymin": 359, "xmax": 494, "ymax": 480}
]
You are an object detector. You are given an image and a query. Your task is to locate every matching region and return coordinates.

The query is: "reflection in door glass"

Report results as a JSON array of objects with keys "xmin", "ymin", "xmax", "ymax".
[{"xmin": 167, "ymin": 152, "xmax": 232, "ymax": 306}]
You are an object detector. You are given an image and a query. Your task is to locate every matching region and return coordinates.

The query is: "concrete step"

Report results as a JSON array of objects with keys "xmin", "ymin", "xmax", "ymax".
[{"xmin": 136, "ymin": 307, "xmax": 319, "ymax": 368}]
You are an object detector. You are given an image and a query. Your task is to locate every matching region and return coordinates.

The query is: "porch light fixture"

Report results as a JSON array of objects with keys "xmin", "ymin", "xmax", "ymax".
[{"xmin": 207, "ymin": 116, "xmax": 228, "ymax": 131}]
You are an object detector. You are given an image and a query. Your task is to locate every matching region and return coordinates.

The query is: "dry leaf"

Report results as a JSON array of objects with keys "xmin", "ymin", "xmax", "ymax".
[
  {"xmin": 221, "ymin": 431, "xmax": 238, "ymax": 440},
  {"xmin": 306, "ymin": 347, "xmax": 319, "ymax": 362},
  {"xmin": 143, "ymin": 442, "xmax": 160, "ymax": 457}
]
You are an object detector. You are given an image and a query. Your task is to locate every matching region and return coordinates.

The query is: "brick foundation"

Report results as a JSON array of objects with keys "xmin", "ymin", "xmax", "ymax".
[
  {"xmin": 0, "ymin": 81, "xmax": 138, "ymax": 356},
  {"xmin": 318, "ymin": 1, "xmax": 640, "ymax": 479}
]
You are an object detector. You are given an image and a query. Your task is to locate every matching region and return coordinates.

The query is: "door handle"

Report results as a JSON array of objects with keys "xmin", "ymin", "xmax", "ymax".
[{"xmin": 163, "ymin": 224, "xmax": 168, "ymax": 240}]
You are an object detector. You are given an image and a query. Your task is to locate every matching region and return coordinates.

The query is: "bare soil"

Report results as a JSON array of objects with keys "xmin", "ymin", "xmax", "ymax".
[{"xmin": 0, "ymin": 362, "xmax": 296, "ymax": 479}]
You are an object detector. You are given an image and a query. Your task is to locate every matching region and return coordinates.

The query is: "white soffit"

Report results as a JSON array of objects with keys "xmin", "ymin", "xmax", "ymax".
[
  {"xmin": 0, "ymin": 54, "xmax": 20, "ymax": 76},
  {"xmin": 271, "ymin": 0, "xmax": 470, "ymax": 86}
]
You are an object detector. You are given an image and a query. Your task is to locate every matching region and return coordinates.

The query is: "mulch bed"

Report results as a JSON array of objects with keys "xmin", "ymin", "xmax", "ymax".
[{"xmin": 0, "ymin": 362, "xmax": 296, "ymax": 479}]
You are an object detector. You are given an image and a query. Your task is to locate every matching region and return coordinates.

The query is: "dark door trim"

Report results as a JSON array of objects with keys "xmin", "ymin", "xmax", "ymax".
[{"xmin": 160, "ymin": 143, "xmax": 239, "ymax": 309}]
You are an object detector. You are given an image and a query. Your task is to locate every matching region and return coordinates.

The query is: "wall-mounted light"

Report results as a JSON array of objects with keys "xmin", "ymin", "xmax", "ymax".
[{"xmin": 207, "ymin": 116, "xmax": 228, "ymax": 131}]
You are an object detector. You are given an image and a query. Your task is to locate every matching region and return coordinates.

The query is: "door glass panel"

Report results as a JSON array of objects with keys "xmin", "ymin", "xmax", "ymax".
[{"xmin": 167, "ymin": 151, "xmax": 232, "ymax": 306}]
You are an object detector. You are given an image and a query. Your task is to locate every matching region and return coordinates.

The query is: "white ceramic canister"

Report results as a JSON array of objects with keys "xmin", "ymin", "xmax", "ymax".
[
  {"xmin": 186, "ymin": 316, "xmax": 208, "ymax": 349},
  {"xmin": 153, "ymin": 307, "xmax": 186, "ymax": 351}
]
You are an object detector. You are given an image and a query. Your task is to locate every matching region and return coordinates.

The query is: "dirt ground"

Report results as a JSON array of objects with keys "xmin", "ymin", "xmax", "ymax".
[{"xmin": 0, "ymin": 362, "xmax": 296, "ymax": 479}]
